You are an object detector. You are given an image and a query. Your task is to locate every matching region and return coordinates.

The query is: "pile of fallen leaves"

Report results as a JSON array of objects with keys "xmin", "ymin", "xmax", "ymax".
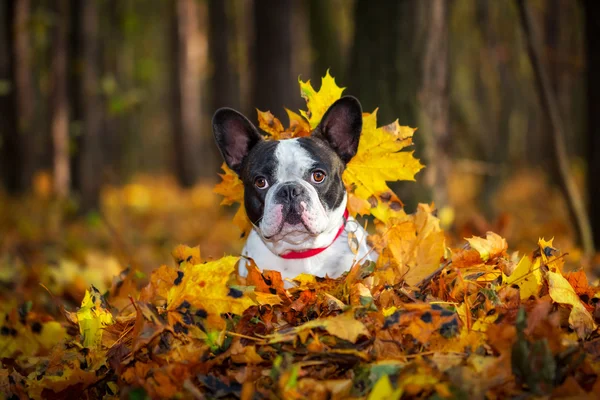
[{"xmin": 1, "ymin": 73, "xmax": 600, "ymax": 399}]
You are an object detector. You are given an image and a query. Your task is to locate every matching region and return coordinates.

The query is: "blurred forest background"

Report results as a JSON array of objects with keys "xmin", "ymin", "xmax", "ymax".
[{"xmin": 2, "ymin": 0, "xmax": 600, "ymax": 295}]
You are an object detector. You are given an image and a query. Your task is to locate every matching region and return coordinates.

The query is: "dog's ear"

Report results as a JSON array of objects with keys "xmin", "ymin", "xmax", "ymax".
[
  {"xmin": 213, "ymin": 108, "xmax": 263, "ymax": 174},
  {"xmin": 313, "ymin": 96, "xmax": 363, "ymax": 164}
]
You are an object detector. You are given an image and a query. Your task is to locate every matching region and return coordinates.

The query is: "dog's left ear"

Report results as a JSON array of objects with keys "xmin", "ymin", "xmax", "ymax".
[{"xmin": 313, "ymin": 96, "xmax": 363, "ymax": 164}]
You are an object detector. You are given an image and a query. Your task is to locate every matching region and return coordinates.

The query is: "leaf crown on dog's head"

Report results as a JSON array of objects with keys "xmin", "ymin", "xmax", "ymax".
[
  {"xmin": 213, "ymin": 71, "xmax": 423, "ymax": 235},
  {"xmin": 212, "ymin": 96, "xmax": 363, "ymax": 174}
]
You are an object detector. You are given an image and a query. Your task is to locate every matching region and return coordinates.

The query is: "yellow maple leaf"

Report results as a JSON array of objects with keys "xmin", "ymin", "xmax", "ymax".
[
  {"xmin": 299, "ymin": 70, "xmax": 345, "ymax": 129},
  {"xmin": 171, "ymin": 244, "xmax": 201, "ymax": 265},
  {"xmin": 213, "ymin": 163, "xmax": 251, "ymax": 235},
  {"xmin": 0, "ymin": 302, "xmax": 66, "ymax": 358},
  {"xmin": 503, "ymin": 255, "xmax": 542, "ymax": 299},
  {"xmin": 167, "ymin": 256, "xmax": 255, "ymax": 327},
  {"xmin": 546, "ymin": 269, "xmax": 597, "ymax": 338},
  {"xmin": 539, "ymin": 237, "xmax": 564, "ymax": 273},
  {"xmin": 253, "ymin": 292, "xmax": 283, "ymax": 306},
  {"xmin": 466, "ymin": 232, "xmax": 508, "ymax": 262},
  {"xmin": 344, "ymin": 114, "xmax": 423, "ymax": 218},
  {"xmin": 266, "ymin": 312, "xmax": 369, "ymax": 344},
  {"xmin": 76, "ymin": 286, "xmax": 114, "ymax": 349},
  {"xmin": 213, "ymin": 163, "xmax": 244, "ymax": 206},
  {"xmin": 375, "ymin": 204, "xmax": 446, "ymax": 287}
]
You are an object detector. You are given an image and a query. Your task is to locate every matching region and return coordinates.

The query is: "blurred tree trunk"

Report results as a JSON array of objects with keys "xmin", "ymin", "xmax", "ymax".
[
  {"xmin": 348, "ymin": 1, "xmax": 418, "ymax": 126},
  {"xmin": 418, "ymin": 0, "xmax": 450, "ymax": 209},
  {"xmin": 12, "ymin": 0, "xmax": 35, "ymax": 192},
  {"xmin": 50, "ymin": 0, "xmax": 70, "ymax": 198},
  {"xmin": 531, "ymin": 0, "xmax": 561, "ymax": 175},
  {"xmin": 253, "ymin": 0, "xmax": 298, "ymax": 113},
  {"xmin": 0, "ymin": 1, "xmax": 18, "ymax": 192},
  {"xmin": 78, "ymin": 0, "xmax": 102, "ymax": 211},
  {"xmin": 585, "ymin": 0, "xmax": 600, "ymax": 249},
  {"xmin": 308, "ymin": 0, "xmax": 342, "ymax": 79},
  {"xmin": 208, "ymin": 0, "xmax": 239, "ymax": 111},
  {"xmin": 348, "ymin": 1, "xmax": 448, "ymax": 209},
  {"xmin": 172, "ymin": 0, "xmax": 211, "ymax": 186},
  {"xmin": 517, "ymin": 0, "xmax": 594, "ymax": 256},
  {"xmin": 100, "ymin": 0, "xmax": 122, "ymax": 183}
]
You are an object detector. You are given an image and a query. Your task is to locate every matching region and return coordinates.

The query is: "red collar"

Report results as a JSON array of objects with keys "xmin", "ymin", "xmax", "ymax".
[{"xmin": 280, "ymin": 210, "xmax": 349, "ymax": 260}]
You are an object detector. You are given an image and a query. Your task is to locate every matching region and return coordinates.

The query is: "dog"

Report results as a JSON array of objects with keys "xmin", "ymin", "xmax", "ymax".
[{"xmin": 212, "ymin": 96, "xmax": 375, "ymax": 281}]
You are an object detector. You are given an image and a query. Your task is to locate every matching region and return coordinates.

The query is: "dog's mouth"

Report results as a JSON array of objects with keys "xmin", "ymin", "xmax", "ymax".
[{"xmin": 261, "ymin": 205, "xmax": 319, "ymax": 241}]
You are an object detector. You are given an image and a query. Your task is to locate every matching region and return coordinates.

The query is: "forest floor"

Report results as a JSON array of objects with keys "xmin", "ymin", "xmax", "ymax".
[{"xmin": 0, "ymin": 169, "xmax": 598, "ymax": 399}]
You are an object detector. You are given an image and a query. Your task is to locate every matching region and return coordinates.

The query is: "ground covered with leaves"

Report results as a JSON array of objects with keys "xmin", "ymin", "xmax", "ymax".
[{"xmin": 1, "ymin": 74, "xmax": 600, "ymax": 399}]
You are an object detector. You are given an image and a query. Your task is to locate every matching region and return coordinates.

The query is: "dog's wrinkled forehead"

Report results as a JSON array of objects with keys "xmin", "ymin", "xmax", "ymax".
[
  {"xmin": 272, "ymin": 139, "xmax": 315, "ymax": 181},
  {"xmin": 242, "ymin": 137, "xmax": 341, "ymax": 182}
]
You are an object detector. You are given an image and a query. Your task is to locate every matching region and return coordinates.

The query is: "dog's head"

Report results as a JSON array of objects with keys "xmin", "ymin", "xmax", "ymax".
[{"xmin": 212, "ymin": 96, "xmax": 362, "ymax": 246}]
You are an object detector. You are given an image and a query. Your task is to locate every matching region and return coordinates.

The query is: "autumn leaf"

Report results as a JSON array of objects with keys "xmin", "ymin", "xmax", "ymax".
[
  {"xmin": 75, "ymin": 286, "xmax": 114, "ymax": 349},
  {"xmin": 266, "ymin": 312, "xmax": 369, "ymax": 344},
  {"xmin": 565, "ymin": 270, "xmax": 596, "ymax": 299},
  {"xmin": 167, "ymin": 256, "xmax": 255, "ymax": 327},
  {"xmin": 299, "ymin": 70, "xmax": 345, "ymax": 129},
  {"xmin": 546, "ymin": 269, "xmax": 597, "ymax": 338},
  {"xmin": 213, "ymin": 163, "xmax": 251, "ymax": 235},
  {"xmin": 245, "ymin": 262, "xmax": 286, "ymax": 295},
  {"xmin": 26, "ymin": 365, "xmax": 100, "ymax": 399},
  {"xmin": 343, "ymin": 115, "xmax": 423, "ymax": 219},
  {"xmin": 256, "ymin": 108, "xmax": 311, "ymax": 140},
  {"xmin": 368, "ymin": 375, "xmax": 402, "ymax": 400},
  {"xmin": 539, "ymin": 237, "xmax": 565, "ymax": 273},
  {"xmin": 171, "ymin": 244, "xmax": 201, "ymax": 265},
  {"xmin": 467, "ymin": 231, "xmax": 508, "ymax": 262},
  {"xmin": 374, "ymin": 203, "xmax": 446, "ymax": 286},
  {"xmin": 213, "ymin": 163, "xmax": 244, "ymax": 206},
  {"xmin": 285, "ymin": 108, "xmax": 312, "ymax": 137},
  {"xmin": 139, "ymin": 264, "xmax": 179, "ymax": 302},
  {"xmin": 256, "ymin": 109, "xmax": 285, "ymax": 137},
  {"xmin": 0, "ymin": 302, "xmax": 66, "ymax": 358},
  {"xmin": 504, "ymin": 254, "xmax": 543, "ymax": 299},
  {"xmin": 309, "ymin": 312, "xmax": 369, "ymax": 343}
]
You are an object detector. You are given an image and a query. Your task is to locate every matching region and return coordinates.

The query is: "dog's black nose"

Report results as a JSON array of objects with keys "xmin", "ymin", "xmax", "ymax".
[{"xmin": 277, "ymin": 183, "xmax": 304, "ymax": 202}]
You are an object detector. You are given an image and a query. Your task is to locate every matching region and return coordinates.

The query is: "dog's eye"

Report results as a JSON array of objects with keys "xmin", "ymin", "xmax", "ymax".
[
  {"xmin": 254, "ymin": 176, "xmax": 269, "ymax": 189},
  {"xmin": 311, "ymin": 170, "xmax": 326, "ymax": 184}
]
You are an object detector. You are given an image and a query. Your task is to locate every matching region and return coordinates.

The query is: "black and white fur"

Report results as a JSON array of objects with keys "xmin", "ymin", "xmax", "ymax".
[{"xmin": 212, "ymin": 97, "xmax": 374, "ymax": 281}]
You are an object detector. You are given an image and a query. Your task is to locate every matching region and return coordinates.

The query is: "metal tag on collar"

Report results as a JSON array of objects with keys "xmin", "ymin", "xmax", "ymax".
[{"xmin": 345, "ymin": 218, "xmax": 360, "ymax": 255}]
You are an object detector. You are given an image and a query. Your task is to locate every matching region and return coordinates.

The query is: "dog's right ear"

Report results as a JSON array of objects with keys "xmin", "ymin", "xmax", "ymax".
[{"xmin": 212, "ymin": 108, "xmax": 263, "ymax": 175}]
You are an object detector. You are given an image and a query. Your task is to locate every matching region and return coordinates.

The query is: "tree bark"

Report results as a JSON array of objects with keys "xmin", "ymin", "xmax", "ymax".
[
  {"xmin": 78, "ymin": 0, "xmax": 102, "ymax": 211},
  {"xmin": 585, "ymin": 0, "xmax": 600, "ymax": 250},
  {"xmin": 308, "ymin": 0, "xmax": 343, "ymax": 79},
  {"xmin": 12, "ymin": 0, "xmax": 36, "ymax": 192},
  {"xmin": 208, "ymin": 0, "xmax": 239, "ymax": 111},
  {"xmin": 348, "ymin": 0, "xmax": 418, "ymax": 126},
  {"xmin": 348, "ymin": 0, "xmax": 444, "ymax": 209},
  {"xmin": 172, "ymin": 0, "xmax": 211, "ymax": 186},
  {"xmin": 253, "ymin": 0, "xmax": 299, "ymax": 114},
  {"xmin": 418, "ymin": 0, "xmax": 450, "ymax": 209},
  {"xmin": 516, "ymin": 0, "xmax": 594, "ymax": 256},
  {"xmin": 0, "ymin": 1, "xmax": 18, "ymax": 192}
]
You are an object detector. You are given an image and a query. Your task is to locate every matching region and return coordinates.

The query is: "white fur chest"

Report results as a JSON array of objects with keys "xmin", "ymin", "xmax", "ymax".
[{"xmin": 239, "ymin": 216, "xmax": 376, "ymax": 282}]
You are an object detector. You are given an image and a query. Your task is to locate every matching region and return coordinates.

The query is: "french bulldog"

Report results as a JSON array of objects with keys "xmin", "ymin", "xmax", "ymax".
[{"xmin": 212, "ymin": 96, "xmax": 375, "ymax": 281}]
